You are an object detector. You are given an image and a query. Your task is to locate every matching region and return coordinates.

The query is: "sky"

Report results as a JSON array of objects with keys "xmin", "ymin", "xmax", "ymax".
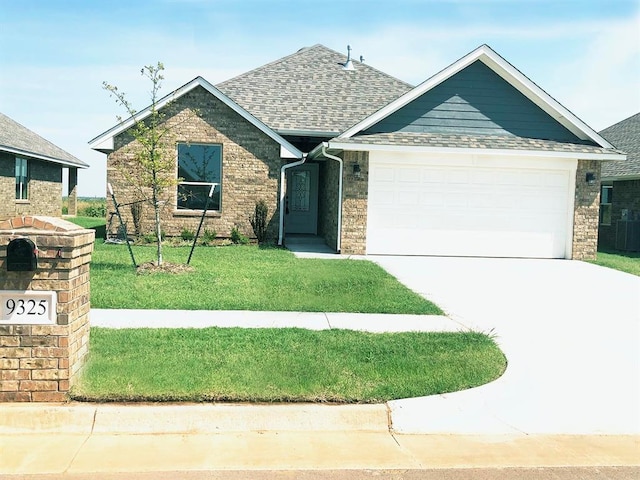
[{"xmin": 1, "ymin": 0, "xmax": 639, "ymax": 197}]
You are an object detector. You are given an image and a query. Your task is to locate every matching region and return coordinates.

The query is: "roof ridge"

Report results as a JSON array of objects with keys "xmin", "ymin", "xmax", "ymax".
[
  {"xmin": 217, "ymin": 44, "xmax": 328, "ymax": 87},
  {"xmin": 217, "ymin": 43, "xmax": 412, "ymax": 89}
]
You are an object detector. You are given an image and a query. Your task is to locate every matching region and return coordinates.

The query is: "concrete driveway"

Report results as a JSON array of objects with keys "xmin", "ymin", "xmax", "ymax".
[{"xmin": 371, "ymin": 256, "xmax": 640, "ymax": 435}]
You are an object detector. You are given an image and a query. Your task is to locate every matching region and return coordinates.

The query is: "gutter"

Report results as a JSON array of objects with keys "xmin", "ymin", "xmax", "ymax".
[
  {"xmin": 315, "ymin": 143, "xmax": 344, "ymax": 253},
  {"xmin": 278, "ymin": 154, "xmax": 307, "ymax": 246}
]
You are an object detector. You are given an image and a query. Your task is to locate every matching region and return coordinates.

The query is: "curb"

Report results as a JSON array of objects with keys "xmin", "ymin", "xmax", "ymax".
[{"xmin": 0, "ymin": 402, "xmax": 391, "ymax": 434}]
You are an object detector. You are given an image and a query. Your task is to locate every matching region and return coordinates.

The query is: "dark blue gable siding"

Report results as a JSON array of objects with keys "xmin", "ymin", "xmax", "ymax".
[{"xmin": 363, "ymin": 60, "xmax": 586, "ymax": 143}]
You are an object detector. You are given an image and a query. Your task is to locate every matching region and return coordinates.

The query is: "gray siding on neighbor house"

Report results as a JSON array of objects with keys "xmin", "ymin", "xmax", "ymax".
[{"xmin": 364, "ymin": 60, "xmax": 586, "ymax": 143}]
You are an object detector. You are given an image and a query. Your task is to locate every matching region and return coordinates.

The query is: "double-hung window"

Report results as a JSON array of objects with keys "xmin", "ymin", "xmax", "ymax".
[
  {"xmin": 177, "ymin": 143, "xmax": 222, "ymax": 211},
  {"xmin": 15, "ymin": 157, "xmax": 29, "ymax": 200},
  {"xmin": 600, "ymin": 185, "xmax": 613, "ymax": 226}
]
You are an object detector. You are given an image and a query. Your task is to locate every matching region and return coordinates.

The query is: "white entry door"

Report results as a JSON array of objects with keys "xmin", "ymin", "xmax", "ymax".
[
  {"xmin": 366, "ymin": 153, "xmax": 575, "ymax": 258},
  {"xmin": 285, "ymin": 163, "xmax": 319, "ymax": 234}
]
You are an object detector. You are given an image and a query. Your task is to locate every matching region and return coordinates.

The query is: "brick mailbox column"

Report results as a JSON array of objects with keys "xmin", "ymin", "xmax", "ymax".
[{"xmin": 0, "ymin": 216, "xmax": 95, "ymax": 402}]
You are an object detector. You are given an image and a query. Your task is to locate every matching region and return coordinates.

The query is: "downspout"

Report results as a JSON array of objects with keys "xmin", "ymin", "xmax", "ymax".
[
  {"xmin": 278, "ymin": 153, "xmax": 307, "ymax": 246},
  {"xmin": 321, "ymin": 145, "xmax": 343, "ymax": 253}
]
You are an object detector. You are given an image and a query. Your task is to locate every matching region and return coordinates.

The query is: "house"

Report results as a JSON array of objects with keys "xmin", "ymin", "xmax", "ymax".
[
  {"xmin": 89, "ymin": 44, "xmax": 624, "ymax": 260},
  {"xmin": 597, "ymin": 113, "xmax": 640, "ymax": 252},
  {"xmin": 1, "ymin": 112, "xmax": 89, "ymax": 219}
]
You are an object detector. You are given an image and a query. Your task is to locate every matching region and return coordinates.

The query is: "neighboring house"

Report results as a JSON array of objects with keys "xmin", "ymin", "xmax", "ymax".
[
  {"xmin": 598, "ymin": 113, "xmax": 640, "ymax": 252},
  {"xmin": 90, "ymin": 44, "xmax": 624, "ymax": 260},
  {"xmin": 1, "ymin": 112, "xmax": 89, "ymax": 219}
]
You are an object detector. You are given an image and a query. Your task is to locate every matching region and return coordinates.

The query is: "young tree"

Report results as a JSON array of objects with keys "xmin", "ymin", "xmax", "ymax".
[{"xmin": 103, "ymin": 62, "xmax": 176, "ymax": 265}]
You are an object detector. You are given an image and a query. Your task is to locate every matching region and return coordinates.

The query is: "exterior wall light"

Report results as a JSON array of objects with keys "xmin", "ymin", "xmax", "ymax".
[
  {"xmin": 353, "ymin": 163, "xmax": 361, "ymax": 177},
  {"xmin": 585, "ymin": 172, "xmax": 596, "ymax": 185}
]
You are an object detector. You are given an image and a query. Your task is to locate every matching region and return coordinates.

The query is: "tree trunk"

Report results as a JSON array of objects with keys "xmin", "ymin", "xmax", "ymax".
[{"xmin": 152, "ymin": 189, "xmax": 163, "ymax": 265}]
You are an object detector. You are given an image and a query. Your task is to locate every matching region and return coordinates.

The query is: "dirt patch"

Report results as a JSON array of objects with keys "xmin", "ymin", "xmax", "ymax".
[{"xmin": 136, "ymin": 262, "xmax": 195, "ymax": 275}]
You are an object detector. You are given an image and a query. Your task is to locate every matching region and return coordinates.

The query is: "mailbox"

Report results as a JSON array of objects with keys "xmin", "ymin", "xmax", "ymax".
[{"xmin": 6, "ymin": 238, "xmax": 38, "ymax": 271}]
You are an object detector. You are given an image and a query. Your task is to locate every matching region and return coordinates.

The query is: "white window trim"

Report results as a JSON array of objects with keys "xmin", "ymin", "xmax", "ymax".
[{"xmin": 600, "ymin": 184, "xmax": 613, "ymax": 226}]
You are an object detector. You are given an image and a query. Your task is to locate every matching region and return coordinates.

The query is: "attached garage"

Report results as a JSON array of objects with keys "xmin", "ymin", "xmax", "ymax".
[
  {"xmin": 366, "ymin": 152, "xmax": 577, "ymax": 258},
  {"xmin": 308, "ymin": 45, "xmax": 623, "ymax": 260}
]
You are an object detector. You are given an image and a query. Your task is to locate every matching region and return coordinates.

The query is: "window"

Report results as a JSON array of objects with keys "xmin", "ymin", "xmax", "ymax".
[
  {"xmin": 177, "ymin": 143, "xmax": 222, "ymax": 210},
  {"xmin": 600, "ymin": 185, "xmax": 613, "ymax": 225},
  {"xmin": 15, "ymin": 158, "xmax": 28, "ymax": 200}
]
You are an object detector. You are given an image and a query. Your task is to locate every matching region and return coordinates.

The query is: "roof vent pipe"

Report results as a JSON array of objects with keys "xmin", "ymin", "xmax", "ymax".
[{"xmin": 343, "ymin": 45, "xmax": 355, "ymax": 71}]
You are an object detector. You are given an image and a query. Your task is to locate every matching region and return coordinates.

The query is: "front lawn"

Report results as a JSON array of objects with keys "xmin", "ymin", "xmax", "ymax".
[
  {"xmin": 589, "ymin": 250, "xmax": 640, "ymax": 276},
  {"xmin": 72, "ymin": 327, "xmax": 506, "ymax": 403},
  {"xmin": 90, "ymin": 242, "xmax": 442, "ymax": 314}
]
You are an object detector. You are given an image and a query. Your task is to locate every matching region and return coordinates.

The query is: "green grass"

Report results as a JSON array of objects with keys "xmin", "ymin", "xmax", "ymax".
[
  {"xmin": 72, "ymin": 327, "xmax": 506, "ymax": 403},
  {"xmin": 67, "ymin": 216, "xmax": 106, "ymax": 240},
  {"xmin": 589, "ymin": 249, "xmax": 640, "ymax": 276},
  {"xmin": 69, "ymin": 216, "xmax": 106, "ymax": 229},
  {"xmin": 90, "ymin": 242, "xmax": 442, "ymax": 314}
]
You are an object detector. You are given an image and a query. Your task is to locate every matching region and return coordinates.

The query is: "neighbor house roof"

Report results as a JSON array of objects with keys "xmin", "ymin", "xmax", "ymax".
[
  {"xmin": 600, "ymin": 113, "xmax": 640, "ymax": 179},
  {"xmin": 216, "ymin": 44, "xmax": 413, "ymax": 136},
  {"xmin": 0, "ymin": 112, "xmax": 88, "ymax": 168},
  {"xmin": 337, "ymin": 45, "xmax": 619, "ymax": 158},
  {"xmin": 89, "ymin": 77, "xmax": 303, "ymax": 159}
]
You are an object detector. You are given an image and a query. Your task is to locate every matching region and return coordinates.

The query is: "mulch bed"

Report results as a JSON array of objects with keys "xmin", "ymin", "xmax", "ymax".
[{"xmin": 136, "ymin": 262, "xmax": 195, "ymax": 275}]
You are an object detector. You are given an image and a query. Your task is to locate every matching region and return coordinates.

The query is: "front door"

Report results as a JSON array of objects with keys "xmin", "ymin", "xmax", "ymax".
[{"xmin": 285, "ymin": 163, "xmax": 319, "ymax": 234}]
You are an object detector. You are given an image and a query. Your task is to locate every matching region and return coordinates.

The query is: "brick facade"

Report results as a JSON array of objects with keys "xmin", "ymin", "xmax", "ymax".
[
  {"xmin": 0, "ymin": 216, "xmax": 94, "ymax": 402},
  {"xmin": 317, "ymin": 159, "xmax": 340, "ymax": 251},
  {"xmin": 0, "ymin": 153, "xmax": 63, "ymax": 220},
  {"xmin": 572, "ymin": 160, "xmax": 601, "ymax": 260},
  {"xmin": 107, "ymin": 86, "xmax": 283, "ymax": 241},
  {"xmin": 340, "ymin": 151, "xmax": 369, "ymax": 255}
]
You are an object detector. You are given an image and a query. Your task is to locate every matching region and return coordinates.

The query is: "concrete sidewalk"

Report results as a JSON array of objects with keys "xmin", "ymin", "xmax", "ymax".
[
  {"xmin": 90, "ymin": 309, "xmax": 463, "ymax": 332},
  {"xmin": 0, "ymin": 403, "xmax": 638, "ymax": 475}
]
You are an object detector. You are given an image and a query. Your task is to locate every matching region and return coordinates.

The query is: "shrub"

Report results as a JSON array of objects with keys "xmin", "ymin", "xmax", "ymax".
[
  {"xmin": 81, "ymin": 203, "xmax": 107, "ymax": 218},
  {"xmin": 249, "ymin": 200, "xmax": 269, "ymax": 244},
  {"xmin": 180, "ymin": 228, "xmax": 195, "ymax": 241},
  {"xmin": 202, "ymin": 228, "xmax": 217, "ymax": 245},
  {"xmin": 230, "ymin": 226, "xmax": 249, "ymax": 245}
]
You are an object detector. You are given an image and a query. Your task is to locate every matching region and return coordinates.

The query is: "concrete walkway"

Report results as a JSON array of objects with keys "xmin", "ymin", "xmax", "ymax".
[{"xmin": 90, "ymin": 309, "xmax": 460, "ymax": 332}]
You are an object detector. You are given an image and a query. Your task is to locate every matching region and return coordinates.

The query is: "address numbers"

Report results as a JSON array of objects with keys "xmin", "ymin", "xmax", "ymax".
[{"xmin": 0, "ymin": 291, "xmax": 57, "ymax": 324}]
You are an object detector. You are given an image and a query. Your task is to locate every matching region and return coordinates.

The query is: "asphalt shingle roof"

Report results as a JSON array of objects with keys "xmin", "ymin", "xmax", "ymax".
[
  {"xmin": 599, "ymin": 113, "xmax": 640, "ymax": 178},
  {"xmin": 217, "ymin": 44, "xmax": 413, "ymax": 135},
  {"xmin": 336, "ymin": 132, "xmax": 621, "ymax": 155},
  {"xmin": 0, "ymin": 112, "xmax": 88, "ymax": 168}
]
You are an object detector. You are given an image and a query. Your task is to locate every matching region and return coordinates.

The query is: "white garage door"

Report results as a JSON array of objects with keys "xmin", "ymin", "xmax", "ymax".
[{"xmin": 367, "ymin": 154, "xmax": 575, "ymax": 258}]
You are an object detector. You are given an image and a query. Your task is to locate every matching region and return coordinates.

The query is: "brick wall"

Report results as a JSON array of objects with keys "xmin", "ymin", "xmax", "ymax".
[
  {"xmin": 317, "ymin": 159, "xmax": 340, "ymax": 251},
  {"xmin": 106, "ymin": 86, "xmax": 284, "ymax": 241},
  {"xmin": 0, "ymin": 153, "xmax": 63, "ymax": 220},
  {"xmin": 0, "ymin": 216, "xmax": 94, "ymax": 402},
  {"xmin": 340, "ymin": 151, "xmax": 369, "ymax": 255},
  {"xmin": 573, "ymin": 160, "xmax": 601, "ymax": 260}
]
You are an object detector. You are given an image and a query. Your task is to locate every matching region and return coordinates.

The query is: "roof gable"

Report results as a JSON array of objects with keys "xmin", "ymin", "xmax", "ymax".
[
  {"xmin": 0, "ymin": 112, "xmax": 88, "ymax": 168},
  {"xmin": 89, "ymin": 77, "xmax": 303, "ymax": 159},
  {"xmin": 600, "ymin": 112, "xmax": 640, "ymax": 178},
  {"xmin": 363, "ymin": 60, "xmax": 587, "ymax": 143},
  {"xmin": 340, "ymin": 45, "xmax": 614, "ymax": 150},
  {"xmin": 216, "ymin": 44, "xmax": 413, "ymax": 135}
]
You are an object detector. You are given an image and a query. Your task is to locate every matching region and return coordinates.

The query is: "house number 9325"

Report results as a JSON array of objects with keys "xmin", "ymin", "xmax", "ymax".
[
  {"xmin": 0, "ymin": 291, "xmax": 57, "ymax": 324},
  {"xmin": 5, "ymin": 298, "xmax": 48, "ymax": 316}
]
